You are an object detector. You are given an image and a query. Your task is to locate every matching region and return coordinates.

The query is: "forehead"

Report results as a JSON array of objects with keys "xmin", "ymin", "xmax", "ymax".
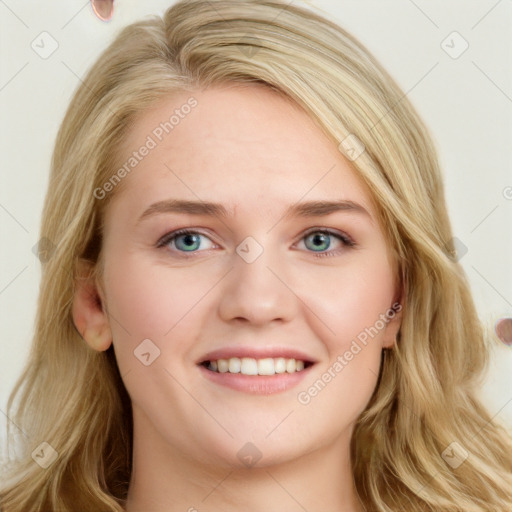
[{"xmin": 106, "ymin": 83, "xmax": 377, "ymax": 221}]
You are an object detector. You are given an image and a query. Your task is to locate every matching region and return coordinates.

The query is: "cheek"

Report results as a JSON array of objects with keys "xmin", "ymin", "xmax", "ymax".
[
  {"xmin": 104, "ymin": 254, "xmax": 209, "ymax": 336},
  {"xmin": 102, "ymin": 254, "xmax": 215, "ymax": 379},
  {"xmin": 292, "ymin": 254, "xmax": 396, "ymax": 350},
  {"xmin": 291, "ymin": 255, "xmax": 394, "ymax": 422},
  {"xmin": 295, "ymin": 349, "xmax": 382, "ymax": 434}
]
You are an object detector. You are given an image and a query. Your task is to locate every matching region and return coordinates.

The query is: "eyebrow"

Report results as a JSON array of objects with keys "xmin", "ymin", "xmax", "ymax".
[{"xmin": 137, "ymin": 198, "xmax": 371, "ymax": 224}]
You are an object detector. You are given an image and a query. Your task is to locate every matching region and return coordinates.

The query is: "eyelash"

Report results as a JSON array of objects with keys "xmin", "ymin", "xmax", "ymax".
[{"xmin": 156, "ymin": 227, "xmax": 356, "ymax": 259}]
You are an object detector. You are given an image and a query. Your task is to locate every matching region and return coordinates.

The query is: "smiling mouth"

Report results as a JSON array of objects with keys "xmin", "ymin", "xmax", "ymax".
[{"xmin": 200, "ymin": 357, "xmax": 314, "ymax": 375}]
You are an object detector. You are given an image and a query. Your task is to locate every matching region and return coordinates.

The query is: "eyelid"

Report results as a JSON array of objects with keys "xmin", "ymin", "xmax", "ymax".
[
  {"xmin": 156, "ymin": 226, "xmax": 356, "ymax": 256},
  {"xmin": 299, "ymin": 226, "xmax": 355, "ymax": 246},
  {"xmin": 156, "ymin": 228, "xmax": 217, "ymax": 250}
]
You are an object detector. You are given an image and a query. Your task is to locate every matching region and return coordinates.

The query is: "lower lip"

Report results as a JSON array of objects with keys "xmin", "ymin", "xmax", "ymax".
[{"xmin": 198, "ymin": 364, "xmax": 313, "ymax": 395}]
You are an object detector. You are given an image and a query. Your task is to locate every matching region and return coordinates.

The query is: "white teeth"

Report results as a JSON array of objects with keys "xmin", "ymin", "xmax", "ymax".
[
  {"xmin": 206, "ymin": 357, "xmax": 308, "ymax": 375},
  {"xmin": 258, "ymin": 358, "xmax": 274, "ymax": 375},
  {"xmin": 217, "ymin": 359, "xmax": 229, "ymax": 373},
  {"xmin": 228, "ymin": 357, "xmax": 241, "ymax": 373},
  {"xmin": 241, "ymin": 357, "xmax": 258, "ymax": 375},
  {"xmin": 274, "ymin": 357, "xmax": 286, "ymax": 373}
]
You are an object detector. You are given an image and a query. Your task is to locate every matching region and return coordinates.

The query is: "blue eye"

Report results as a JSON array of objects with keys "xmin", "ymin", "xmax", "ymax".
[
  {"xmin": 157, "ymin": 229, "xmax": 215, "ymax": 253},
  {"xmin": 156, "ymin": 228, "xmax": 355, "ymax": 257},
  {"xmin": 305, "ymin": 232, "xmax": 331, "ymax": 251},
  {"xmin": 299, "ymin": 229, "xmax": 355, "ymax": 258}
]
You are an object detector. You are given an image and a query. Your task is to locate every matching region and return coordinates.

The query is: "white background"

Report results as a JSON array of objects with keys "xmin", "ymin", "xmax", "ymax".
[{"xmin": 1, "ymin": 0, "xmax": 511, "ymax": 457}]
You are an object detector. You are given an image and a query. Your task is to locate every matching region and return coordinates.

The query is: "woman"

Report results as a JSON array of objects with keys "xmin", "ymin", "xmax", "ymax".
[{"xmin": 1, "ymin": 1, "xmax": 511, "ymax": 510}]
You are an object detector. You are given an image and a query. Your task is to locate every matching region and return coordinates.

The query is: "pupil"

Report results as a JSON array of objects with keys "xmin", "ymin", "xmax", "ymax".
[
  {"xmin": 310, "ymin": 233, "xmax": 329, "ymax": 251},
  {"xmin": 178, "ymin": 234, "xmax": 199, "ymax": 251}
]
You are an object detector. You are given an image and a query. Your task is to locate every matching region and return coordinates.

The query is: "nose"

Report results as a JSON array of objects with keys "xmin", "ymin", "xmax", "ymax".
[{"xmin": 217, "ymin": 238, "xmax": 296, "ymax": 326}]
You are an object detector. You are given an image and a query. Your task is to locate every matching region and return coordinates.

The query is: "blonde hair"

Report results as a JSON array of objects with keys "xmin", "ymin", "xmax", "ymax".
[{"xmin": 1, "ymin": 1, "xmax": 511, "ymax": 510}]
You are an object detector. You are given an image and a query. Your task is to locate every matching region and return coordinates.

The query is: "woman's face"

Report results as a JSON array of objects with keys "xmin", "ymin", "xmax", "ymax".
[{"xmin": 96, "ymin": 83, "xmax": 402, "ymax": 468}]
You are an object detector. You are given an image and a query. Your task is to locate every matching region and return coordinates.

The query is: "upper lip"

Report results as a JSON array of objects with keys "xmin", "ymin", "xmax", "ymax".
[{"xmin": 197, "ymin": 346, "xmax": 317, "ymax": 364}]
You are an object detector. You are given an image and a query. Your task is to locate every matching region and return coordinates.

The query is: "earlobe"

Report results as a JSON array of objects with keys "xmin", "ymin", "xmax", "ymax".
[
  {"xmin": 71, "ymin": 259, "xmax": 112, "ymax": 352},
  {"xmin": 82, "ymin": 326, "xmax": 112, "ymax": 352}
]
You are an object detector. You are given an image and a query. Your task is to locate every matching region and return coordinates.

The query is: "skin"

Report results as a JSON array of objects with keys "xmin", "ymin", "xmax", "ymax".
[{"xmin": 72, "ymin": 83, "xmax": 403, "ymax": 512}]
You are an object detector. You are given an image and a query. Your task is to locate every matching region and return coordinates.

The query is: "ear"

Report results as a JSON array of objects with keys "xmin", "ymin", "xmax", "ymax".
[
  {"xmin": 71, "ymin": 259, "xmax": 112, "ymax": 352},
  {"xmin": 381, "ymin": 292, "xmax": 404, "ymax": 349}
]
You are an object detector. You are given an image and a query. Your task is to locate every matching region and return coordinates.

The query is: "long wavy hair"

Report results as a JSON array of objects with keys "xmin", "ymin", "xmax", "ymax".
[{"xmin": 1, "ymin": 1, "xmax": 511, "ymax": 510}]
